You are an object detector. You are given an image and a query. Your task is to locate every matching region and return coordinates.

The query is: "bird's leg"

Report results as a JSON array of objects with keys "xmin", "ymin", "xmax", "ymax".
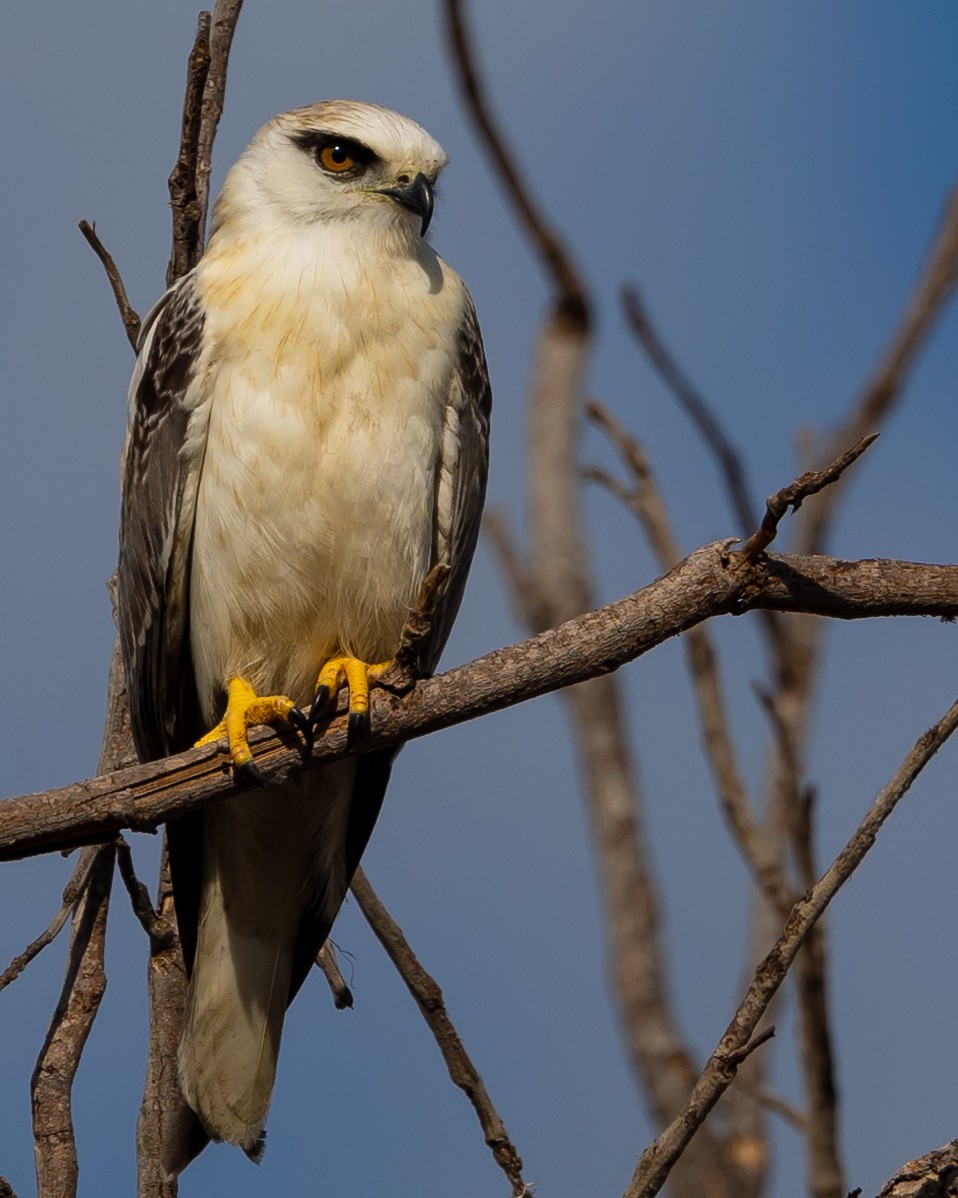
[
  {"xmin": 309, "ymin": 655, "xmax": 393, "ymax": 741},
  {"xmin": 195, "ymin": 676, "xmax": 312, "ymax": 773}
]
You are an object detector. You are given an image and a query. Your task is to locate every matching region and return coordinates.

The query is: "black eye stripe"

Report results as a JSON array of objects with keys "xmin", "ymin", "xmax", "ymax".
[{"xmin": 291, "ymin": 130, "xmax": 378, "ymax": 173}]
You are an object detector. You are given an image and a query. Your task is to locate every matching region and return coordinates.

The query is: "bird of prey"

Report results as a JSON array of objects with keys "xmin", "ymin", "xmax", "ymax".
[{"xmin": 117, "ymin": 100, "xmax": 491, "ymax": 1174}]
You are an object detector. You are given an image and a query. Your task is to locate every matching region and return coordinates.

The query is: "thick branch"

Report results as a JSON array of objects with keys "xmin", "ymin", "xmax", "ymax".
[
  {"xmin": 3, "ymin": 548, "xmax": 958, "ymax": 860},
  {"xmin": 165, "ymin": 13, "xmax": 211, "ymax": 286},
  {"xmin": 194, "ymin": 0, "xmax": 243, "ymax": 251}
]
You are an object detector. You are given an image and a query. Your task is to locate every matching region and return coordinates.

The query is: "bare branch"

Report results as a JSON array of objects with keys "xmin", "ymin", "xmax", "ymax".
[
  {"xmin": 3, "ymin": 547, "xmax": 958, "ymax": 862},
  {"xmin": 136, "ymin": 843, "xmax": 187, "ymax": 1198},
  {"xmin": 316, "ymin": 943, "xmax": 353, "ymax": 1010},
  {"xmin": 116, "ymin": 836, "xmax": 174, "ymax": 953},
  {"xmin": 351, "ymin": 869, "xmax": 530, "ymax": 1197},
  {"xmin": 442, "ymin": 0, "xmax": 587, "ymax": 321},
  {"xmin": 194, "ymin": 0, "xmax": 244, "ymax": 251},
  {"xmin": 739, "ymin": 435, "xmax": 879, "ymax": 562},
  {"xmin": 31, "ymin": 844, "xmax": 114, "ymax": 1198},
  {"xmin": 391, "ymin": 563, "xmax": 451, "ymax": 681},
  {"xmin": 166, "ymin": 13, "xmax": 212, "ymax": 286},
  {"xmin": 0, "ymin": 848, "xmax": 98, "ymax": 994},
  {"xmin": 77, "ymin": 221, "xmax": 141, "ymax": 350},
  {"xmin": 622, "ymin": 284, "xmax": 758, "ymax": 534},
  {"xmin": 797, "ymin": 177, "xmax": 958, "ymax": 556},
  {"xmin": 625, "ymin": 696, "xmax": 958, "ymax": 1198},
  {"xmin": 876, "ymin": 1139, "xmax": 958, "ymax": 1197}
]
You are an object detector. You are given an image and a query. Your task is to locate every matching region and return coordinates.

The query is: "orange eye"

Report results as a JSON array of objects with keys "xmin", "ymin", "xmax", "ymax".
[{"xmin": 318, "ymin": 143, "xmax": 356, "ymax": 173}]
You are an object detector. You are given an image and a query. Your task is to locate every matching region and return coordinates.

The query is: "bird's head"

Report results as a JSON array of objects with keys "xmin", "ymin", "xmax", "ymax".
[{"xmin": 214, "ymin": 100, "xmax": 448, "ymax": 242}]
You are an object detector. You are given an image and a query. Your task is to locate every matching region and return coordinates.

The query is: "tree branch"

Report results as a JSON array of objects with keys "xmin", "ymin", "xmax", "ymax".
[
  {"xmin": 351, "ymin": 869, "xmax": 530, "ymax": 1197},
  {"xmin": 624, "ymin": 696, "xmax": 958, "ymax": 1197},
  {"xmin": 31, "ymin": 845, "xmax": 115, "ymax": 1198},
  {"xmin": 2, "ymin": 547, "xmax": 958, "ymax": 861},
  {"xmin": 77, "ymin": 221, "xmax": 141, "ymax": 350},
  {"xmin": 165, "ymin": 12, "xmax": 211, "ymax": 287}
]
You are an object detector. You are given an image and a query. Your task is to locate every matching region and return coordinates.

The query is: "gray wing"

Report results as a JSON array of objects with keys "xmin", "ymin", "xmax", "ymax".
[
  {"xmin": 420, "ymin": 290, "xmax": 492, "ymax": 674},
  {"xmin": 117, "ymin": 274, "xmax": 208, "ymax": 762}
]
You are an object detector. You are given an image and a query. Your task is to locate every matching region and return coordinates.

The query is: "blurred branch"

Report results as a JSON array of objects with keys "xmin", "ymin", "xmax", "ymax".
[
  {"xmin": 77, "ymin": 221, "xmax": 141, "ymax": 350},
  {"xmin": 797, "ymin": 177, "xmax": 958, "ymax": 557},
  {"xmin": 3, "ymin": 544, "xmax": 958, "ymax": 860},
  {"xmin": 351, "ymin": 868, "xmax": 530, "ymax": 1197},
  {"xmin": 31, "ymin": 844, "xmax": 115, "ymax": 1198},
  {"xmin": 585, "ymin": 400, "xmax": 792, "ymax": 915},
  {"xmin": 442, "ymin": 0, "xmax": 587, "ymax": 319},
  {"xmin": 622, "ymin": 284, "xmax": 757, "ymax": 534},
  {"xmin": 443, "ymin": 3, "xmax": 735, "ymax": 1187},
  {"xmin": 625, "ymin": 696, "xmax": 958, "ymax": 1197}
]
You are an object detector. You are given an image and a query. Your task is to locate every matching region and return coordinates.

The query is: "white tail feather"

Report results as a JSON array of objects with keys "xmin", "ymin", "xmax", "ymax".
[{"xmin": 176, "ymin": 763, "xmax": 356, "ymax": 1151}]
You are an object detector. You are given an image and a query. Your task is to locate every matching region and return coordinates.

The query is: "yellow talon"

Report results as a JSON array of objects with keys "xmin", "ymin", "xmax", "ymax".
[
  {"xmin": 195, "ymin": 676, "xmax": 299, "ymax": 768},
  {"xmin": 311, "ymin": 655, "xmax": 392, "ymax": 734}
]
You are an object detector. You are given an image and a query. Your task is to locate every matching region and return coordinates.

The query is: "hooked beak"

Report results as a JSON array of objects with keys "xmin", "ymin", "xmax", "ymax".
[{"xmin": 378, "ymin": 172, "xmax": 435, "ymax": 237}]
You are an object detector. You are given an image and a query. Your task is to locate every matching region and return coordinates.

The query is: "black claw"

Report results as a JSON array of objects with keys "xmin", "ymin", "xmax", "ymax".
[
  {"xmin": 288, "ymin": 707, "xmax": 314, "ymax": 753},
  {"xmin": 235, "ymin": 759, "xmax": 267, "ymax": 788},
  {"xmin": 309, "ymin": 685, "xmax": 331, "ymax": 728},
  {"xmin": 347, "ymin": 710, "xmax": 372, "ymax": 745}
]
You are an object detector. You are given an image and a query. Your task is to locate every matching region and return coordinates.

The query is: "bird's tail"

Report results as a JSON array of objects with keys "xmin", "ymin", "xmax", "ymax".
[{"xmin": 161, "ymin": 763, "xmax": 357, "ymax": 1175}]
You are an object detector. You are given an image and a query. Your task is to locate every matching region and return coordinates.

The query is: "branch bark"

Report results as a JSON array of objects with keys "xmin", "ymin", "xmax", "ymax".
[
  {"xmin": 351, "ymin": 869, "xmax": 530, "ymax": 1197},
  {"xmin": 4, "ymin": 548, "xmax": 957, "ymax": 861}
]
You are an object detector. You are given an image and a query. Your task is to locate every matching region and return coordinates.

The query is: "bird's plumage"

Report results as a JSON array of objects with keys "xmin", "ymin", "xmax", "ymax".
[{"xmin": 117, "ymin": 100, "xmax": 490, "ymax": 1172}]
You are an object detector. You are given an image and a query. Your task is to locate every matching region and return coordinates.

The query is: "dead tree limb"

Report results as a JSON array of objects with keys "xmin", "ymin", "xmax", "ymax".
[
  {"xmin": 625, "ymin": 696, "xmax": 958, "ymax": 1198},
  {"xmin": 351, "ymin": 868, "xmax": 530, "ymax": 1198}
]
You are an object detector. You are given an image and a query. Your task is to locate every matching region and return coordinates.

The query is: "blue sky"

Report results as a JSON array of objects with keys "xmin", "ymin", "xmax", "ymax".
[{"xmin": 2, "ymin": 3, "xmax": 957, "ymax": 1196}]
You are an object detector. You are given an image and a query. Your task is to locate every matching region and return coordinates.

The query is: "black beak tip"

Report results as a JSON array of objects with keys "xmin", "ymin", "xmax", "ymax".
[{"xmin": 382, "ymin": 172, "xmax": 435, "ymax": 238}]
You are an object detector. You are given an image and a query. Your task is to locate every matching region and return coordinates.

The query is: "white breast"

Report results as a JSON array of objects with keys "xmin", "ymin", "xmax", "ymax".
[{"xmin": 187, "ymin": 224, "xmax": 465, "ymax": 720}]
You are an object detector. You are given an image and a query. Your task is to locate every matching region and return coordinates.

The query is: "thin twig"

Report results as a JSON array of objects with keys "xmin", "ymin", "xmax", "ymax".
[
  {"xmin": 391, "ymin": 563, "xmax": 451, "ymax": 680},
  {"xmin": 351, "ymin": 868, "xmax": 531, "ymax": 1197},
  {"xmin": 797, "ymin": 177, "xmax": 958, "ymax": 557},
  {"xmin": 738, "ymin": 435, "xmax": 879, "ymax": 562},
  {"xmin": 0, "ymin": 848, "xmax": 98, "ymax": 994},
  {"xmin": 625, "ymin": 696, "xmax": 958, "ymax": 1198},
  {"xmin": 77, "ymin": 221, "xmax": 141, "ymax": 350},
  {"xmin": 316, "ymin": 943, "xmax": 353, "ymax": 1010},
  {"xmin": 116, "ymin": 836, "xmax": 174, "ymax": 952},
  {"xmin": 622, "ymin": 285, "xmax": 758, "ymax": 534},
  {"xmin": 585, "ymin": 402, "xmax": 792, "ymax": 913}
]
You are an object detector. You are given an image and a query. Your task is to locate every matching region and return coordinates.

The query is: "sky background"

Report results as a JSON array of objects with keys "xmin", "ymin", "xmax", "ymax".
[{"xmin": 2, "ymin": 3, "xmax": 957, "ymax": 1196}]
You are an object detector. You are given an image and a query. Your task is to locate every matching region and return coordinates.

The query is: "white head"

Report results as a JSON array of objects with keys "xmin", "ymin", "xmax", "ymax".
[{"xmin": 210, "ymin": 100, "xmax": 448, "ymax": 244}]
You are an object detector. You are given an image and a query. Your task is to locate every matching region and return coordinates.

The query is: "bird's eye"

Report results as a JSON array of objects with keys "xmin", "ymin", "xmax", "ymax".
[{"xmin": 318, "ymin": 142, "xmax": 357, "ymax": 173}]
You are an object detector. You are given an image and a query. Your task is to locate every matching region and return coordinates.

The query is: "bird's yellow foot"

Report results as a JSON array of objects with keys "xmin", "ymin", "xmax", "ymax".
[
  {"xmin": 195, "ymin": 676, "xmax": 312, "ymax": 776},
  {"xmin": 309, "ymin": 656, "xmax": 392, "ymax": 742}
]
